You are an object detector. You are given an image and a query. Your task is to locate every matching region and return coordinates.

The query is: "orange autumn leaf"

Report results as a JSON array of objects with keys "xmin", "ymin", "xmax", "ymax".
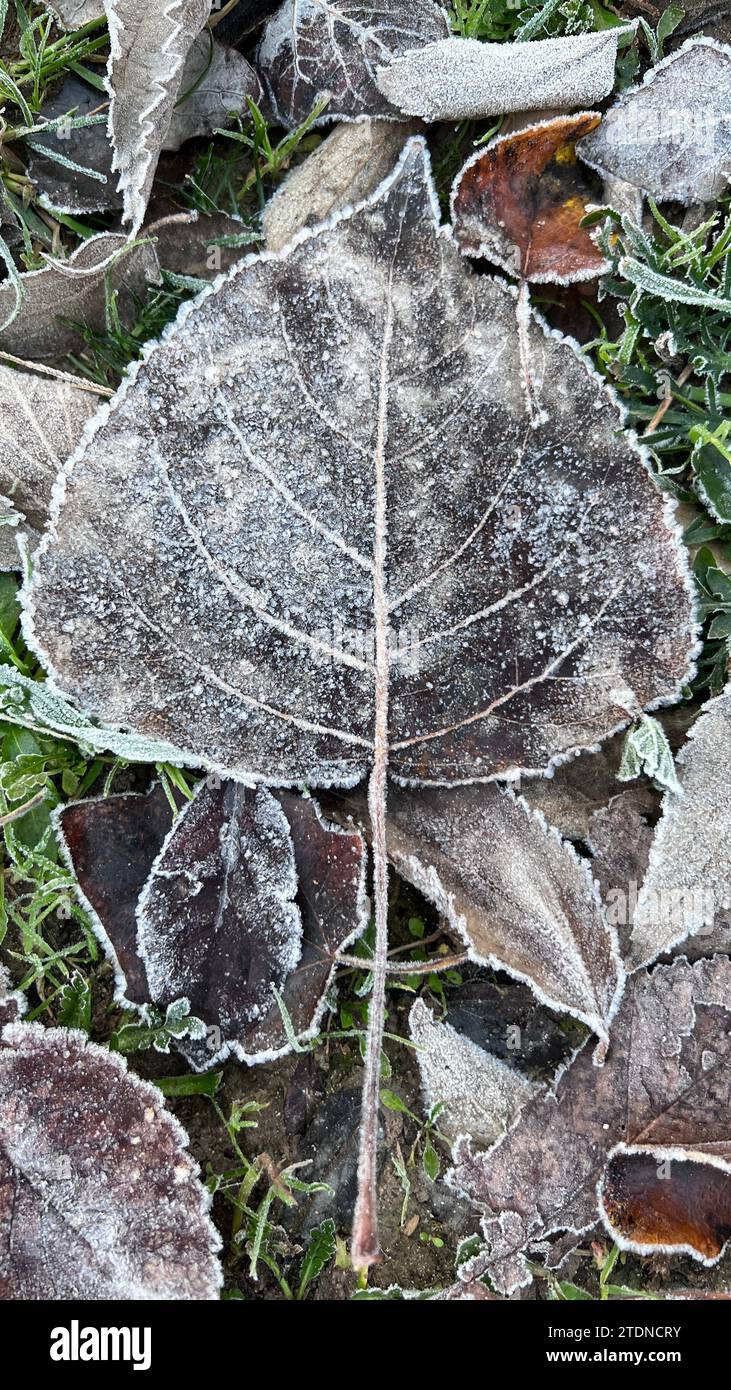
[{"xmin": 451, "ymin": 112, "xmax": 609, "ymax": 284}]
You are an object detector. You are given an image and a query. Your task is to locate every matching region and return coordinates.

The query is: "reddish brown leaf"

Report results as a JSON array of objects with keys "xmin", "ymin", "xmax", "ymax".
[
  {"xmin": 600, "ymin": 1150, "xmax": 731, "ymax": 1264},
  {"xmin": 451, "ymin": 113, "xmax": 608, "ymax": 284}
]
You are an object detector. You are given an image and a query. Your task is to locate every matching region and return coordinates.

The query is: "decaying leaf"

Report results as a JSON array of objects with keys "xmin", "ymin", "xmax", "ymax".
[
  {"xmin": 28, "ymin": 77, "xmax": 122, "ymax": 216},
  {"xmin": 0, "ymin": 1020, "xmax": 221, "ymax": 1298},
  {"xmin": 627, "ymin": 687, "xmax": 731, "ymax": 971},
  {"xmin": 519, "ymin": 733, "xmax": 659, "ymax": 841},
  {"xmin": 0, "ymin": 365, "xmax": 101, "ymax": 570},
  {"xmin": 257, "ymin": 0, "xmax": 449, "ymax": 128},
  {"xmin": 451, "ymin": 114, "xmax": 608, "ymax": 284},
  {"xmin": 577, "ymin": 38, "xmax": 731, "ymax": 205},
  {"xmin": 409, "ymin": 999, "xmax": 539, "ymax": 1148},
  {"xmin": 104, "ymin": 0, "xmax": 212, "ymax": 230},
  {"xmin": 586, "ymin": 793, "xmax": 654, "ymax": 946},
  {"xmin": 449, "ymin": 955, "xmax": 731, "ymax": 1295},
  {"xmin": 0, "ymin": 233, "xmax": 161, "ymax": 360},
  {"xmin": 600, "ymin": 1150, "xmax": 731, "ymax": 1265},
  {"xmin": 264, "ymin": 118, "xmax": 419, "ymax": 253},
  {"xmin": 24, "ymin": 138, "xmax": 696, "ymax": 1266},
  {"xmin": 375, "ymin": 32, "xmax": 625, "ymax": 122},
  {"xmin": 137, "ymin": 780, "xmax": 303, "ymax": 1051},
  {"xmin": 55, "ymin": 782, "xmax": 180, "ymax": 1005},
  {"xmin": 57, "ymin": 781, "xmax": 367, "ymax": 1064},
  {"xmin": 388, "ymin": 784, "xmax": 623, "ymax": 1043},
  {"xmin": 163, "ymin": 33, "xmax": 264, "ymax": 151}
]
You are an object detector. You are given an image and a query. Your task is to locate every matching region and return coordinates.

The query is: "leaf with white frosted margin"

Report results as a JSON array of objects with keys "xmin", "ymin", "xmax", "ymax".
[
  {"xmin": 164, "ymin": 33, "xmax": 264, "ymax": 151},
  {"xmin": 41, "ymin": 0, "xmax": 102, "ymax": 26},
  {"xmin": 390, "ymin": 784, "xmax": 623, "ymax": 1044},
  {"xmin": 28, "ymin": 76, "xmax": 122, "ymax": 217},
  {"xmin": 137, "ymin": 780, "xmax": 303, "ymax": 1053},
  {"xmin": 627, "ymin": 687, "xmax": 731, "ymax": 971},
  {"xmin": 0, "ymin": 1021, "xmax": 221, "ymax": 1299},
  {"xmin": 257, "ymin": 0, "xmax": 449, "ymax": 129},
  {"xmin": 24, "ymin": 138, "xmax": 696, "ymax": 1266},
  {"xmin": 57, "ymin": 781, "xmax": 367, "ymax": 1066},
  {"xmin": 375, "ymin": 32, "xmax": 625, "ymax": 122},
  {"xmin": 264, "ymin": 118, "xmax": 419, "ymax": 253},
  {"xmin": 0, "ymin": 365, "xmax": 101, "ymax": 571},
  {"xmin": 577, "ymin": 39, "xmax": 731, "ymax": 205},
  {"xmin": 0, "ymin": 967, "xmax": 25, "ymax": 1027},
  {"xmin": 449, "ymin": 955, "xmax": 731, "ymax": 1296},
  {"xmin": 0, "ymin": 232, "xmax": 161, "ymax": 359},
  {"xmin": 0, "ymin": 664, "xmax": 189, "ymax": 766},
  {"xmin": 104, "ymin": 0, "xmax": 212, "ymax": 231},
  {"xmin": 409, "ymin": 998, "xmax": 539, "ymax": 1148}
]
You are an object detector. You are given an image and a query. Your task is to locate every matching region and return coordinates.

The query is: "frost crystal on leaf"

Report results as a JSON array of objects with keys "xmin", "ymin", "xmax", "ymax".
[
  {"xmin": 627, "ymin": 687, "xmax": 731, "ymax": 971},
  {"xmin": 257, "ymin": 0, "xmax": 449, "ymax": 128},
  {"xmin": 40, "ymin": 0, "xmax": 102, "ymax": 26},
  {"xmin": 375, "ymin": 32, "xmax": 625, "ymax": 122},
  {"xmin": 0, "ymin": 1022, "xmax": 221, "ymax": 1299},
  {"xmin": 137, "ymin": 780, "xmax": 303, "ymax": 1048},
  {"xmin": 0, "ymin": 968, "xmax": 26, "ymax": 1027},
  {"xmin": 387, "ymin": 783, "xmax": 623, "ymax": 1042},
  {"xmin": 103, "ymin": 0, "xmax": 213, "ymax": 231},
  {"xmin": 577, "ymin": 38, "xmax": 731, "ymax": 205},
  {"xmin": 450, "ymin": 956, "xmax": 731, "ymax": 1295},
  {"xmin": 409, "ymin": 998, "xmax": 539, "ymax": 1148},
  {"xmin": 0, "ymin": 366, "xmax": 100, "ymax": 570}
]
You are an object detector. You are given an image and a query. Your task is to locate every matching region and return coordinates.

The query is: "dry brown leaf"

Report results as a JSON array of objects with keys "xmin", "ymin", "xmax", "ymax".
[
  {"xmin": 451, "ymin": 113, "xmax": 608, "ymax": 284},
  {"xmin": 450, "ymin": 955, "xmax": 731, "ymax": 1294},
  {"xmin": 164, "ymin": 33, "xmax": 264, "ymax": 150}
]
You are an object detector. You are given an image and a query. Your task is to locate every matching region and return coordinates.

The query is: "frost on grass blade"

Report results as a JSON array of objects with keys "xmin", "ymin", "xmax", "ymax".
[
  {"xmin": 104, "ymin": 0, "xmax": 212, "ymax": 231},
  {"xmin": 577, "ymin": 38, "xmax": 731, "ymax": 205},
  {"xmin": 451, "ymin": 114, "xmax": 609, "ymax": 285},
  {"xmin": 386, "ymin": 783, "xmax": 623, "ymax": 1043},
  {"xmin": 450, "ymin": 956, "xmax": 731, "ymax": 1295},
  {"xmin": 163, "ymin": 33, "xmax": 264, "ymax": 151},
  {"xmin": 56, "ymin": 782, "xmax": 181, "ymax": 1005},
  {"xmin": 0, "ymin": 1022, "xmax": 221, "ymax": 1299},
  {"xmin": 0, "ymin": 233, "xmax": 161, "ymax": 360},
  {"xmin": 137, "ymin": 780, "xmax": 303, "ymax": 1053},
  {"xmin": 0, "ymin": 365, "xmax": 100, "ymax": 570},
  {"xmin": 375, "ymin": 32, "xmax": 625, "ymax": 122},
  {"xmin": 257, "ymin": 0, "xmax": 449, "ymax": 128},
  {"xmin": 409, "ymin": 999, "xmax": 539, "ymax": 1148},
  {"xmin": 627, "ymin": 687, "xmax": 731, "ymax": 971}
]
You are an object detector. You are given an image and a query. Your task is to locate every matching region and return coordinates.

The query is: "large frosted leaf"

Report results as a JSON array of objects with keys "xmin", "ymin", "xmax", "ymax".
[
  {"xmin": 25, "ymin": 139, "xmax": 696, "ymax": 790},
  {"xmin": 0, "ymin": 1021, "xmax": 221, "ymax": 1299},
  {"xmin": 104, "ymin": 0, "xmax": 212, "ymax": 231},
  {"xmin": 0, "ymin": 233, "xmax": 160, "ymax": 359},
  {"xmin": 257, "ymin": 0, "xmax": 449, "ymax": 128},
  {"xmin": 450, "ymin": 955, "xmax": 731, "ymax": 1295},
  {"xmin": 0, "ymin": 365, "xmax": 100, "ymax": 570},
  {"xmin": 409, "ymin": 999, "xmax": 539, "ymax": 1148},
  {"xmin": 376, "ymin": 32, "xmax": 624, "ymax": 121},
  {"xmin": 24, "ymin": 136, "xmax": 696, "ymax": 1267},
  {"xmin": 627, "ymin": 687, "xmax": 731, "ymax": 971},
  {"xmin": 136, "ymin": 781, "xmax": 303, "ymax": 1052},
  {"xmin": 385, "ymin": 783, "xmax": 623, "ymax": 1042},
  {"xmin": 577, "ymin": 39, "xmax": 731, "ymax": 205}
]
